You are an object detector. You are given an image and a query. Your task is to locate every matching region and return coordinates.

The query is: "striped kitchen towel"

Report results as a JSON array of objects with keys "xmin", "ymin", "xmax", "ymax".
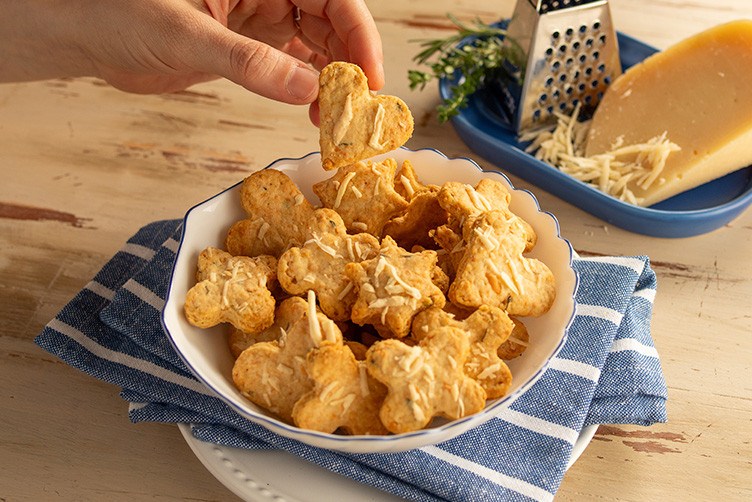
[{"xmin": 35, "ymin": 219, "xmax": 667, "ymax": 502}]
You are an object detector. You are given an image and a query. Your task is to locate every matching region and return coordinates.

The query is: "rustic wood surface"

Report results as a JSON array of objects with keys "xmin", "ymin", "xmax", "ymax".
[{"xmin": 2, "ymin": 0, "xmax": 751, "ymax": 500}]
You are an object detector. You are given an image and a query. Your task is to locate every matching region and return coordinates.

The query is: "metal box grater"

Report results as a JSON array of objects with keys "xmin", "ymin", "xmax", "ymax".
[{"xmin": 498, "ymin": 0, "xmax": 622, "ymax": 132}]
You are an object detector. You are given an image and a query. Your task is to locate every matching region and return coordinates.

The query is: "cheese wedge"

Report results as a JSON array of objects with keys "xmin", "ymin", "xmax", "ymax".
[{"xmin": 585, "ymin": 20, "xmax": 752, "ymax": 206}]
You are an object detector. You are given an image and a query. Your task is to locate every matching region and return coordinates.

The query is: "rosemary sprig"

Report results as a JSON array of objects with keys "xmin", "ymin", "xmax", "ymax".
[{"xmin": 408, "ymin": 14, "xmax": 516, "ymax": 123}]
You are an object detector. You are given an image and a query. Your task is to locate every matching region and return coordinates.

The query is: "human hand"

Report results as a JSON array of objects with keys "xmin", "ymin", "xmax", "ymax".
[{"xmin": 5, "ymin": 0, "xmax": 384, "ymax": 124}]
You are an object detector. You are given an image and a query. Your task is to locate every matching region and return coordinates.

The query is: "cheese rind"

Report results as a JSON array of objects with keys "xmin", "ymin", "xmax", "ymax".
[{"xmin": 585, "ymin": 20, "xmax": 752, "ymax": 206}]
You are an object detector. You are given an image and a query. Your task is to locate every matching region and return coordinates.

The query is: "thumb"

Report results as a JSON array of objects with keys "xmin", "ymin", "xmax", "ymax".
[{"xmin": 190, "ymin": 25, "xmax": 319, "ymax": 104}]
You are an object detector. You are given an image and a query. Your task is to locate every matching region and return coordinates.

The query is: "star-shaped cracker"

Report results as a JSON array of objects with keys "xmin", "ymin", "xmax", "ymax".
[
  {"xmin": 366, "ymin": 327, "xmax": 487, "ymax": 434},
  {"xmin": 449, "ymin": 211, "xmax": 556, "ymax": 317},
  {"xmin": 184, "ymin": 247, "xmax": 277, "ymax": 333},
  {"xmin": 412, "ymin": 305, "xmax": 514, "ymax": 398},
  {"xmin": 292, "ymin": 342, "xmax": 388, "ymax": 435},
  {"xmin": 232, "ymin": 292, "xmax": 342, "ymax": 423},
  {"xmin": 278, "ymin": 210, "xmax": 380, "ymax": 321},
  {"xmin": 313, "ymin": 158, "xmax": 409, "ymax": 236},
  {"xmin": 318, "ymin": 62, "xmax": 414, "ymax": 170},
  {"xmin": 345, "ymin": 236, "xmax": 446, "ymax": 338}
]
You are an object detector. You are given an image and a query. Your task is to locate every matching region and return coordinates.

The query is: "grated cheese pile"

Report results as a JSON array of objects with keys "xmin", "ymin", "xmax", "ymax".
[{"xmin": 519, "ymin": 104, "xmax": 681, "ymax": 206}]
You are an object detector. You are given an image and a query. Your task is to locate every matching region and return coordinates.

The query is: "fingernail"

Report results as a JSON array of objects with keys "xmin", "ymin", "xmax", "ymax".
[{"xmin": 286, "ymin": 66, "xmax": 318, "ymax": 101}]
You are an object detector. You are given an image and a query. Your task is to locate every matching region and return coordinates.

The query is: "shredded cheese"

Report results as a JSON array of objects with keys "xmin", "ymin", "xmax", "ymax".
[
  {"xmin": 368, "ymin": 103, "xmax": 386, "ymax": 149},
  {"xmin": 333, "ymin": 92, "xmax": 354, "ymax": 144},
  {"xmin": 400, "ymin": 175, "xmax": 415, "ymax": 199},
  {"xmin": 358, "ymin": 364, "xmax": 370, "ymax": 397},
  {"xmin": 305, "ymin": 233, "xmax": 339, "ymax": 258},
  {"xmin": 334, "ymin": 171, "xmax": 356, "ymax": 208},
  {"xmin": 477, "ymin": 362, "xmax": 502, "ymax": 380},
  {"xmin": 520, "ymin": 103, "xmax": 680, "ymax": 205},
  {"xmin": 337, "ymin": 280, "xmax": 354, "ymax": 300},
  {"xmin": 307, "ymin": 290, "xmax": 322, "ymax": 346}
]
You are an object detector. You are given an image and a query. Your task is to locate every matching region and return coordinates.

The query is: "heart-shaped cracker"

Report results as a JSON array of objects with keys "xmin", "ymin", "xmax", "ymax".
[{"xmin": 318, "ymin": 62, "xmax": 414, "ymax": 170}]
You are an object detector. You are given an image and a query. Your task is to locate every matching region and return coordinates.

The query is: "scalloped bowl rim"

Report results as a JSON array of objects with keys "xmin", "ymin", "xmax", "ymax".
[{"xmin": 161, "ymin": 147, "xmax": 578, "ymax": 453}]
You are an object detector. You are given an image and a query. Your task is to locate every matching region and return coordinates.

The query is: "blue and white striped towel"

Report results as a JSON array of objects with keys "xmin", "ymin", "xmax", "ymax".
[{"xmin": 35, "ymin": 219, "xmax": 667, "ymax": 502}]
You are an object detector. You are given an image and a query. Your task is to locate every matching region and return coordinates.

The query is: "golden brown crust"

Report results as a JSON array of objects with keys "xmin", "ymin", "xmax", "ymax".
[
  {"xmin": 412, "ymin": 305, "xmax": 514, "ymax": 399},
  {"xmin": 383, "ymin": 185, "xmax": 448, "ymax": 250},
  {"xmin": 231, "ymin": 295, "xmax": 342, "ymax": 423},
  {"xmin": 277, "ymin": 211, "xmax": 380, "ymax": 321},
  {"xmin": 184, "ymin": 248, "xmax": 277, "ymax": 333},
  {"xmin": 227, "ymin": 296, "xmax": 309, "ymax": 359},
  {"xmin": 346, "ymin": 236, "xmax": 446, "ymax": 338},
  {"xmin": 365, "ymin": 327, "xmax": 487, "ymax": 434},
  {"xmin": 449, "ymin": 211, "xmax": 556, "ymax": 317},
  {"xmin": 292, "ymin": 342, "xmax": 389, "ymax": 435},
  {"xmin": 318, "ymin": 62, "xmax": 413, "ymax": 170},
  {"xmin": 313, "ymin": 158, "xmax": 409, "ymax": 236}
]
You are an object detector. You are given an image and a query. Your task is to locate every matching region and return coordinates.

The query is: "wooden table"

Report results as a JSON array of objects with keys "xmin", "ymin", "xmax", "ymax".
[{"xmin": 2, "ymin": 1, "xmax": 751, "ymax": 500}]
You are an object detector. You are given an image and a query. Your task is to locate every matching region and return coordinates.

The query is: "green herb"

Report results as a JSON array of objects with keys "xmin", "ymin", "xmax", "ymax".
[{"xmin": 408, "ymin": 14, "xmax": 518, "ymax": 123}]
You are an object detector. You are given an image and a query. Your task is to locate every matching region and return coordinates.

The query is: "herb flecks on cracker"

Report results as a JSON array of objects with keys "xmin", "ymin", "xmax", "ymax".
[
  {"xmin": 319, "ymin": 62, "xmax": 414, "ymax": 170},
  {"xmin": 184, "ymin": 248, "xmax": 277, "ymax": 334},
  {"xmin": 366, "ymin": 326, "xmax": 487, "ymax": 434},
  {"xmin": 346, "ymin": 236, "xmax": 446, "ymax": 339},
  {"xmin": 232, "ymin": 293, "xmax": 342, "ymax": 423},
  {"xmin": 313, "ymin": 158, "xmax": 409, "ymax": 236},
  {"xmin": 449, "ymin": 210, "xmax": 555, "ymax": 317}
]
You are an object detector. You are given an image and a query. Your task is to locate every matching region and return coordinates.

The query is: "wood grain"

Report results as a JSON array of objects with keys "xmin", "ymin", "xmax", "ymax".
[{"xmin": 2, "ymin": 1, "xmax": 751, "ymax": 500}]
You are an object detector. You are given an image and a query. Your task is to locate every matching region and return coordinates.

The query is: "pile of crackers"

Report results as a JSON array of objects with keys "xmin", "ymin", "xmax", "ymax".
[{"xmin": 183, "ymin": 63, "xmax": 556, "ymax": 435}]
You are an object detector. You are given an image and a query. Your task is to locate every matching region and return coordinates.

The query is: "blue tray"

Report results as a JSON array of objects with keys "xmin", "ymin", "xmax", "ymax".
[{"xmin": 440, "ymin": 32, "xmax": 752, "ymax": 238}]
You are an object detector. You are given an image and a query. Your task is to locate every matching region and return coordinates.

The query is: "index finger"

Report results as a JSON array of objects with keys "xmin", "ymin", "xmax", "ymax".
[{"xmin": 294, "ymin": 0, "xmax": 384, "ymax": 90}]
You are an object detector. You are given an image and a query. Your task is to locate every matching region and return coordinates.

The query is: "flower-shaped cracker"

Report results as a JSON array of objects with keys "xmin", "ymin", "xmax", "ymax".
[
  {"xmin": 313, "ymin": 158, "xmax": 409, "ymax": 236},
  {"xmin": 412, "ymin": 305, "xmax": 514, "ymax": 398},
  {"xmin": 292, "ymin": 342, "xmax": 388, "ymax": 435},
  {"xmin": 345, "ymin": 236, "xmax": 446, "ymax": 338},
  {"xmin": 278, "ymin": 210, "xmax": 380, "ymax": 321},
  {"xmin": 366, "ymin": 327, "xmax": 487, "ymax": 433},
  {"xmin": 449, "ymin": 211, "xmax": 556, "ymax": 317},
  {"xmin": 232, "ymin": 293, "xmax": 342, "ymax": 423},
  {"xmin": 184, "ymin": 247, "xmax": 277, "ymax": 334}
]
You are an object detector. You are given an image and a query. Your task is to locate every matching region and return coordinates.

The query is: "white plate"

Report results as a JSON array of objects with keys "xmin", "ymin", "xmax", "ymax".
[
  {"xmin": 162, "ymin": 148, "xmax": 578, "ymax": 453},
  {"xmin": 178, "ymin": 422, "xmax": 598, "ymax": 502}
]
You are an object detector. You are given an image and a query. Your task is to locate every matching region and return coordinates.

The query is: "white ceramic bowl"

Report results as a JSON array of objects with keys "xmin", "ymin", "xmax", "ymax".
[{"xmin": 161, "ymin": 148, "xmax": 578, "ymax": 453}]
